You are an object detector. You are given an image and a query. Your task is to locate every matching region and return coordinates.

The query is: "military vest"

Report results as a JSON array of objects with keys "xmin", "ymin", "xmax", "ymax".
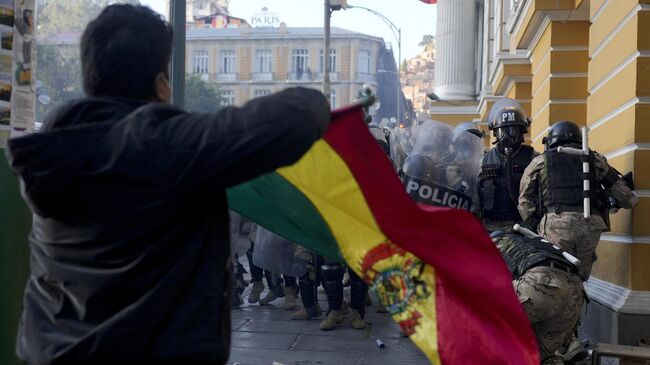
[
  {"xmin": 479, "ymin": 145, "xmax": 535, "ymax": 221},
  {"xmin": 496, "ymin": 234, "xmax": 575, "ymax": 279},
  {"xmin": 540, "ymin": 147, "xmax": 602, "ymax": 214}
]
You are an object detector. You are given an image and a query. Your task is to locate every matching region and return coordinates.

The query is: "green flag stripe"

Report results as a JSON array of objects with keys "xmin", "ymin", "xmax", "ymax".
[{"xmin": 227, "ymin": 172, "xmax": 343, "ymax": 261}]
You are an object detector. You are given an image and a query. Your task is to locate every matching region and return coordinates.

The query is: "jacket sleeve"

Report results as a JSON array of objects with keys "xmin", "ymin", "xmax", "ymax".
[
  {"xmin": 151, "ymin": 87, "xmax": 330, "ymax": 191},
  {"xmin": 593, "ymin": 152, "xmax": 639, "ymax": 209},
  {"xmin": 518, "ymin": 155, "xmax": 543, "ymax": 222}
]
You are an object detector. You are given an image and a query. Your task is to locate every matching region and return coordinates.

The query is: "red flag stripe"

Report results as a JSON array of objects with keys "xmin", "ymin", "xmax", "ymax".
[{"xmin": 419, "ymin": 0, "xmax": 437, "ymax": 4}]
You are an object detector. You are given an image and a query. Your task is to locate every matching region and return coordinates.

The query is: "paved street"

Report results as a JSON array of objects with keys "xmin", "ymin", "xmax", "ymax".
[{"xmin": 227, "ymin": 234, "xmax": 430, "ymax": 365}]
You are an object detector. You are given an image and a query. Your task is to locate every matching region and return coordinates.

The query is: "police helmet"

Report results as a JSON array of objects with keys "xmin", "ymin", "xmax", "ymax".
[
  {"xmin": 487, "ymin": 98, "xmax": 530, "ymax": 131},
  {"xmin": 402, "ymin": 154, "xmax": 438, "ymax": 183},
  {"xmin": 543, "ymin": 120, "xmax": 582, "ymax": 150},
  {"xmin": 486, "ymin": 99, "xmax": 530, "ymax": 149},
  {"xmin": 456, "ymin": 121, "xmax": 485, "ymax": 140}
]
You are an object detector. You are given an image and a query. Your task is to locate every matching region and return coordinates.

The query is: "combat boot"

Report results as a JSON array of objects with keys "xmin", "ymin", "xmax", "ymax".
[
  {"xmin": 283, "ymin": 286, "xmax": 297, "ymax": 310},
  {"xmin": 562, "ymin": 338, "xmax": 589, "ymax": 362},
  {"xmin": 259, "ymin": 291, "xmax": 278, "ymax": 305},
  {"xmin": 319, "ymin": 310, "xmax": 342, "ymax": 331},
  {"xmin": 248, "ymin": 281, "xmax": 264, "ymax": 304},
  {"xmin": 350, "ymin": 309, "xmax": 366, "ymax": 329},
  {"xmin": 290, "ymin": 306, "xmax": 319, "ymax": 320}
]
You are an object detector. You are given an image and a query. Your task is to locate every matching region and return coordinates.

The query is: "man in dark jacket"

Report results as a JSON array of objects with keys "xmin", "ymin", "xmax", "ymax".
[{"xmin": 6, "ymin": 4, "xmax": 330, "ymax": 365}]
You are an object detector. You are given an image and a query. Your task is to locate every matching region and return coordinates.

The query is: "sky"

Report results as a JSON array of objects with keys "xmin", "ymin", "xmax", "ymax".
[{"xmin": 140, "ymin": 0, "xmax": 437, "ymax": 63}]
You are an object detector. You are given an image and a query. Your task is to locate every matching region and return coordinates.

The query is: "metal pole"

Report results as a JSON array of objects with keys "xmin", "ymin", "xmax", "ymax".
[
  {"xmin": 323, "ymin": 0, "xmax": 331, "ymax": 103},
  {"xmin": 346, "ymin": 6, "xmax": 401, "ymax": 122},
  {"xmin": 170, "ymin": 0, "xmax": 186, "ymax": 108}
]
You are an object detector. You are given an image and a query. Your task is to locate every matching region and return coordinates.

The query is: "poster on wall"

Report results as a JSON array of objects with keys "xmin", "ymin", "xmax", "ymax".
[
  {"xmin": 9, "ymin": 0, "xmax": 34, "ymax": 138},
  {"xmin": 0, "ymin": 0, "xmax": 14, "ymax": 145}
]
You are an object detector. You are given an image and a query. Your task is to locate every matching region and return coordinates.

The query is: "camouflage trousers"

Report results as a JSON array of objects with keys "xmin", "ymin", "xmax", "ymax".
[
  {"xmin": 483, "ymin": 219, "xmax": 518, "ymax": 233},
  {"xmin": 539, "ymin": 213, "xmax": 606, "ymax": 280},
  {"xmin": 515, "ymin": 266, "xmax": 584, "ymax": 364}
]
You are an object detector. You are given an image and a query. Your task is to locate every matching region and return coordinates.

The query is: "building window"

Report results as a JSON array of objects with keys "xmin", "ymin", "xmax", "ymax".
[
  {"xmin": 319, "ymin": 49, "xmax": 337, "ymax": 73},
  {"xmin": 358, "ymin": 50, "xmax": 371, "ymax": 74},
  {"xmin": 192, "ymin": 50, "xmax": 209, "ymax": 74},
  {"xmin": 330, "ymin": 89, "xmax": 337, "ymax": 109},
  {"xmin": 219, "ymin": 50, "xmax": 236, "ymax": 74},
  {"xmin": 254, "ymin": 89, "xmax": 272, "ymax": 98},
  {"xmin": 291, "ymin": 49, "xmax": 309, "ymax": 79},
  {"xmin": 220, "ymin": 90, "xmax": 235, "ymax": 106},
  {"xmin": 255, "ymin": 49, "xmax": 273, "ymax": 73}
]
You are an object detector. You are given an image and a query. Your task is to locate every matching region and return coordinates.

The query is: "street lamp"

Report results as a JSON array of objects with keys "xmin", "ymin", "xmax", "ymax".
[{"xmin": 346, "ymin": 5, "xmax": 402, "ymax": 124}]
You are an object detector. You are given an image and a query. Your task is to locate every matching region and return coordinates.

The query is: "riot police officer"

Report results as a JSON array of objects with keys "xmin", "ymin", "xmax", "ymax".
[
  {"xmin": 518, "ymin": 121, "xmax": 638, "ymax": 281},
  {"xmin": 491, "ymin": 231, "xmax": 584, "ymax": 364},
  {"xmin": 319, "ymin": 258, "xmax": 368, "ymax": 330},
  {"xmin": 478, "ymin": 98, "xmax": 538, "ymax": 232}
]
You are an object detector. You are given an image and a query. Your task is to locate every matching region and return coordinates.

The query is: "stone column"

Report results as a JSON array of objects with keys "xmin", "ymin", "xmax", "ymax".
[{"xmin": 434, "ymin": 0, "xmax": 477, "ymax": 100}]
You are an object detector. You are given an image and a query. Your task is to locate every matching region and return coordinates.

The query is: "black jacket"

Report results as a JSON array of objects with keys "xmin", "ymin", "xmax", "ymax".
[{"xmin": 6, "ymin": 87, "xmax": 329, "ymax": 364}]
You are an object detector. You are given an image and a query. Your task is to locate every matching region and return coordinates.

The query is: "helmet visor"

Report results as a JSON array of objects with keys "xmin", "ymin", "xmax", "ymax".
[{"xmin": 495, "ymin": 126, "xmax": 524, "ymax": 142}]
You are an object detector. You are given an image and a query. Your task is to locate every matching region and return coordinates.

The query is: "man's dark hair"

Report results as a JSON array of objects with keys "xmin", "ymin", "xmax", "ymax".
[{"xmin": 81, "ymin": 4, "xmax": 173, "ymax": 100}]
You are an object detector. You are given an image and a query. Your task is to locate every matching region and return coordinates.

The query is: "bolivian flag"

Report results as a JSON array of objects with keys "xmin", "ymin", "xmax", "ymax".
[{"xmin": 227, "ymin": 105, "xmax": 539, "ymax": 364}]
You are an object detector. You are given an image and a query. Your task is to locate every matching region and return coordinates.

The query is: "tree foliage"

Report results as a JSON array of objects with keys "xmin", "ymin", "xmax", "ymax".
[
  {"xmin": 184, "ymin": 74, "xmax": 225, "ymax": 113},
  {"xmin": 35, "ymin": 44, "xmax": 83, "ymax": 122},
  {"xmin": 37, "ymin": 0, "xmax": 141, "ymax": 39},
  {"xmin": 418, "ymin": 34, "xmax": 435, "ymax": 51}
]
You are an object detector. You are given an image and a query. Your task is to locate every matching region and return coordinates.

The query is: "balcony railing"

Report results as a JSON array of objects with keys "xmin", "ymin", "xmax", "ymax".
[
  {"xmin": 251, "ymin": 72, "xmax": 274, "ymax": 81},
  {"xmin": 215, "ymin": 73, "xmax": 238, "ymax": 82},
  {"xmin": 315, "ymin": 72, "xmax": 339, "ymax": 81},
  {"xmin": 287, "ymin": 71, "xmax": 314, "ymax": 81},
  {"xmin": 356, "ymin": 72, "xmax": 375, "ymax": 83}
]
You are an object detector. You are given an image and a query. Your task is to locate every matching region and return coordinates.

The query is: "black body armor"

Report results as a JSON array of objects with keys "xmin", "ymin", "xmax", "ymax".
[
  {"xmin": 540, "ymin": 148, "xmax": 602, "ymax": 214},
  {"xmin": 495, "ymin": 233, "xmax": 577, "ymax": 279},
  {"xmin": 479, "ymin": 145, "xmax": 535, "ymax": 221}
]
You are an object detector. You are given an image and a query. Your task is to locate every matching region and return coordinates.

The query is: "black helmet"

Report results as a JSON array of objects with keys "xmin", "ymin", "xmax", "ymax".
[
  {"xmin": 486, "ymin": 98, "xmax": 531, "ymax": 151},
  {"xmin": 456, "ymin": 121, "xmax": 484, "ymax": 140},
  {"xmin": 543, "ymin": 120, "xmax": 582, "ymax": 150},
  {"xmin": 402, "ymin": 154, "xmax": 438, "ymax": 183},
  {"xmin": 487, "ymin": 98, "xmax": 530, "ymax": 131}
]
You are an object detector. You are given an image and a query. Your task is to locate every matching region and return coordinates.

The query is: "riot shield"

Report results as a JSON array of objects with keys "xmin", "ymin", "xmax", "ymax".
[
  {"xmin": 389, "ymin": 126, "xmax": 414, "ymax": 173},
  {"xmin": 252, "ymin": 226, "xmax": 309, "ymax": 277},
  {"xmin": 402, "ymin": 120, "xmax": 483, "ymax": 211}
]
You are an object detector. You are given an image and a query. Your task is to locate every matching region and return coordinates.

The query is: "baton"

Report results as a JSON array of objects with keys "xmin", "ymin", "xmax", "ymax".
[{"xmin": 513, "ymin": 224, "xmax": 581, "ymax": 266}]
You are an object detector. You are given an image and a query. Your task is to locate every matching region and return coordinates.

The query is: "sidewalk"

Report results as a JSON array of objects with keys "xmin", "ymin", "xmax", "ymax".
[{"xmin": 227, "ymin": 253, "xmax": 429, "ymax": 365}]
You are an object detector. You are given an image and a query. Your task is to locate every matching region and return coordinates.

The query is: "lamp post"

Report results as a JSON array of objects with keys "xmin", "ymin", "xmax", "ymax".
[{"xmin": 347, "ymin": 5, "xmax": 402, "ymax": 123}]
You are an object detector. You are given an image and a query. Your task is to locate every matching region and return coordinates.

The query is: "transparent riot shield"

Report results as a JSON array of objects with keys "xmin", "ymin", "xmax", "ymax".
[
  {"xmin": 401, "ymin": 120, "xmax": 483, "ymax": 211},
  {"xmin": 390, "ymin": 126, "xmax": 414, "ymax": 173},
  {"xmin": 252, "ymin": 226, "xmax": 309, "ymax": 277}
]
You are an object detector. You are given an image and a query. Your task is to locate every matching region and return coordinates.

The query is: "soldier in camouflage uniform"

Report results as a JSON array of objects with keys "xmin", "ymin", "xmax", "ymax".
[
  {"xmin": 478, "ymin": 98, "xmax": 539, "ymax": 232},
  {"xmin": 519, "ymin": 121, "xmax": 639, "ymax": 281},
  {"xmin": 492, "ymin": 231, "xmax": 584, "ymax": 364}
]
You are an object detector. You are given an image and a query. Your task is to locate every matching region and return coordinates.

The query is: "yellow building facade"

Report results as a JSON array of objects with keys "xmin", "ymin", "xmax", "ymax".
[
  {"xmin": 185, "ymin": 25, "xmax": 405, "ymax": 124},
  {"xmin": 431, "ymin": 0, "xmax": 650, "ymax": 344}
]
